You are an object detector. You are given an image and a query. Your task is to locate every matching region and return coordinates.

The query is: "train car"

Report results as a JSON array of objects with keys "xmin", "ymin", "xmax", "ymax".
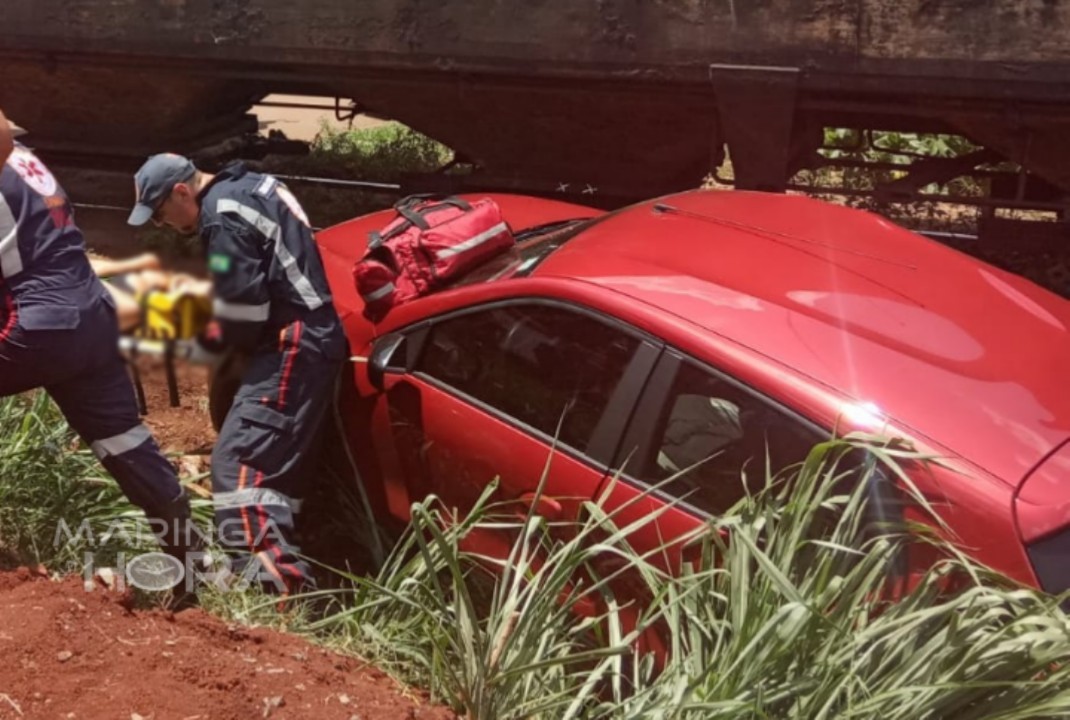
[{"xmin": 2, "ymin": 1, "xmax": 1069, "ymax": 220}]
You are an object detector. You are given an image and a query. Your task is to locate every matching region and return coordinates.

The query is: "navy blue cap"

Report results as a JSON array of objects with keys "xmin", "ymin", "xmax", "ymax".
[{"xmin": 129, "ymin": 153, "xmax": 196, "ymax": 226}]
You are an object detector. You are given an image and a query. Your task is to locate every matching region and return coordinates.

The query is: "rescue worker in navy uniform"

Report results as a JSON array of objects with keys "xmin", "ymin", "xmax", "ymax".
[
  {"xmin": 0, "ymin": 110, "xmax": 199, "ymax": 566},
  {"xmin": 128, "ymin": 153, "xmax": 346, "ymax": 596}
]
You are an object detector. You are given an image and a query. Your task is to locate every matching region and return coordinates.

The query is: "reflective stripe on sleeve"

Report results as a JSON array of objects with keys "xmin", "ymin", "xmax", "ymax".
[
  {"xmin": 216, "ymin": 199, "xmax": 324, "ymax": 311},
  {"xmin": 213, "ymin": 298, "xmax": 271, "ymax": 322},
  {"xmin": 0, "ymin": 193, "xmax": 23, "ymax": 279}
]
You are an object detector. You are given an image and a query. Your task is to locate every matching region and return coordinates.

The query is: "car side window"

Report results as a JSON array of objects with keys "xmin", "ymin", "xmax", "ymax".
[
  {"xmin": 645, "ymin": 359, "xmax": 823, "ymax": 516},
  {"xmin": 415, "ymin": 304, "xmax": 640, "ymax": 454}
]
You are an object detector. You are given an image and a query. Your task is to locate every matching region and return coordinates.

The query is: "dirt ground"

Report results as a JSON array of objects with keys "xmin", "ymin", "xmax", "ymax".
[
  {"xmin": 0, "ymin": 569, "xmax": 453, "ymax": 720},
  {"xmin": 256, "ymin": 94, "xmax": 387, "ymax": 142},
  {"xmin": 126, "ymin": 355, "xmax": 216, "ymax": 456}
]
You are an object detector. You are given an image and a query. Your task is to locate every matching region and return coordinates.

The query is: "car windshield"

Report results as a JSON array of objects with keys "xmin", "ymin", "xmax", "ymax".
[{"xmin": 449, "ymin": 217, "xmax": 598, "ymax": 288}]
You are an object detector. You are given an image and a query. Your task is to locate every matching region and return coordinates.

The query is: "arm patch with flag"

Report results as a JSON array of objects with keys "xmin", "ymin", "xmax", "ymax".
[{"xmin": 209, "ymin": 253, "xmax": 232, "ymax": 274}]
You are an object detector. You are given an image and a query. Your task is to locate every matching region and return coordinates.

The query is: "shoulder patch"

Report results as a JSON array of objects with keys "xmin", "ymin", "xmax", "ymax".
[
  {"xmin": 208, "ymin": 253, "xmax": 233, "ymax": 274},
  {"xmin": 8, "ymin": 147, "xmax": 58, "ymax": 197},
  {"xmin": 255, "ymin": 175, "xmax": 278, "ymax": 198}
]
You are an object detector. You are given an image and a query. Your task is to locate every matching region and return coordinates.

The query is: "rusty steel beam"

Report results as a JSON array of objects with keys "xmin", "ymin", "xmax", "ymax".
[{"xmin": 3, "ymin": 1, "xmax": 1070, "ymax": 207}]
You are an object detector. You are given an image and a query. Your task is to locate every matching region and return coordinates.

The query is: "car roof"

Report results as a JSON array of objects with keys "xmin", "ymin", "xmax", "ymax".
[{"xmin": 533, "ymin": 190, "xmax": 1070, "ymax": 485}]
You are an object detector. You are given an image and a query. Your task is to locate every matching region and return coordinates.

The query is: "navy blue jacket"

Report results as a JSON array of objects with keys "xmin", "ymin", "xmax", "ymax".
[
  {"xmin": 0, "ymin": 143, "xmax": 102, "ymax": 330},
  {"xmin": 197, "ymin": 163, "xmax": 345, "ymax": 358}
]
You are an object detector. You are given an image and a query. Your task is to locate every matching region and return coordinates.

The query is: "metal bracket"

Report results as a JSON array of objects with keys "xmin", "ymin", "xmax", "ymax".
[
  {"xmin": 334, "ymin": 97, "xmax": 361, "ymax": 127},
  {"xmin": 708, "ymin": 63, "xmax": 801, "ymax": 192}
]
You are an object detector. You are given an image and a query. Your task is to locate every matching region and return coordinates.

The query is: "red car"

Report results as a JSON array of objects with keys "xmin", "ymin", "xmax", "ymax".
[{"xmin": 314, "ymin": 190, "xmax": 1070, "ymax": 595}]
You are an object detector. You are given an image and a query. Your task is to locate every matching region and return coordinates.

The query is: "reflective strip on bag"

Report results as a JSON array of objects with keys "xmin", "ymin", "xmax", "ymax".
[
  {"xmin": 434, "ymin": 222, "xmax": 509, "ymax": 260},
  {"xmin": 361, "ymin": 282, "xmax": 396, "ymax": 303},
  {"xmin": 91, "ymin": 424, "xmax": 152, "ymax": 459}
]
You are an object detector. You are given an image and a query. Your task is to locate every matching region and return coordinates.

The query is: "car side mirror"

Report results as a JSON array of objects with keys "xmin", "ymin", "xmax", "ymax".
[{"xmin": 368, "ymin": 332, "xmax": 407, "ymax": 392}]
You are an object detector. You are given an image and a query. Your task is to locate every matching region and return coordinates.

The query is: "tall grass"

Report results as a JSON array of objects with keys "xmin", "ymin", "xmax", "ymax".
[
  {"xmin": 610, "ymin": 439, "xmax": 1070, "ymax": 719},
  {"xmin": 306, "ymin": 436, "xmax": 1070, "ymax": 719},
  {"xmin": 0, "ymin": 392, "xmax": 212, "ymax": 573}
]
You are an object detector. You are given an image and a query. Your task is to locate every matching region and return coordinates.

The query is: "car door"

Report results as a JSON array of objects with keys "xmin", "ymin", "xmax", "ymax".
[
  {"xmin": 371, "ymin": 299, "xmax": 661, "ymax": 542},
  {"xmin": 600, "ymin": 349, "xmax": 827, "ymax": 571}
]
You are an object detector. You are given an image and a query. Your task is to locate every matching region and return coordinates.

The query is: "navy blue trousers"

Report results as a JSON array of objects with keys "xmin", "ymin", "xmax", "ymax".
[
  {"xmin": 211, "ymin": 318, "xmax": 342, "ymax": 595},
  {"xmin": 0, "ymin": 288, "xmax": 188, "ymax": 533}
]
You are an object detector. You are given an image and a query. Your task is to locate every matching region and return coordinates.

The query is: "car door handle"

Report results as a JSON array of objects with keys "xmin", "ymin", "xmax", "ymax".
[{"xmin": 518, "ymin": 493, "xmax": 563, "ymax": 521}]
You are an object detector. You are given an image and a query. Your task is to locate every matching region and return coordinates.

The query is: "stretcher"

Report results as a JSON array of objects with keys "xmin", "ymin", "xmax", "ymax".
[{"xmin": 119, "ymin": 288, "xmax": 213, "ymax": 411}]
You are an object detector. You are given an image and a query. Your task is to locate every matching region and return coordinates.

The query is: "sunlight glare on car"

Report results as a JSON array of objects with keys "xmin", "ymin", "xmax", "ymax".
[{"xmin": 842, "ymin": 400, "xmax": 886, "ymax": 430}]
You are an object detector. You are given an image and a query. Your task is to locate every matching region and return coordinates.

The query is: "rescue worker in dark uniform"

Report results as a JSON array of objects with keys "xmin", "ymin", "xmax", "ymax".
[
  {"xmin": 0, "ymin": 110, "xmax": 198, "ymax": 566},
  {"xmin": 128, "ymin": 153, "xmax": 347, "ymax": 596}
]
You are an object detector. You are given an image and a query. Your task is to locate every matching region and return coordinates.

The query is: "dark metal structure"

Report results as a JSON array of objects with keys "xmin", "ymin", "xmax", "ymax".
[{"xmin": 2, "ymin": 1, "xmax": 1070, "ymax": 214}]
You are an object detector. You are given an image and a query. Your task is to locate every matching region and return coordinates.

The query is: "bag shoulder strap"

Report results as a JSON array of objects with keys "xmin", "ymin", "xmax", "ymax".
[
  {"xmin": 394, "ymin": 193, "xmax": 472, "ymax": 212},
  {"xmin": 367, "ymin": 195, "xmax": 474, "ymax": 249}
]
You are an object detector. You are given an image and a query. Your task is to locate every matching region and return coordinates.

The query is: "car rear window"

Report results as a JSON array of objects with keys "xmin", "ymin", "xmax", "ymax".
[{"xmin": 449, "ymin": 217, "xmax": 596, "ymax": 288}]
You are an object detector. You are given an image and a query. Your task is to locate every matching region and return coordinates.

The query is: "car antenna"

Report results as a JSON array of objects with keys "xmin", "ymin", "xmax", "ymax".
[{"xmin": 650, "ymin": 202, "xmax": 916, "ymax": 269}]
